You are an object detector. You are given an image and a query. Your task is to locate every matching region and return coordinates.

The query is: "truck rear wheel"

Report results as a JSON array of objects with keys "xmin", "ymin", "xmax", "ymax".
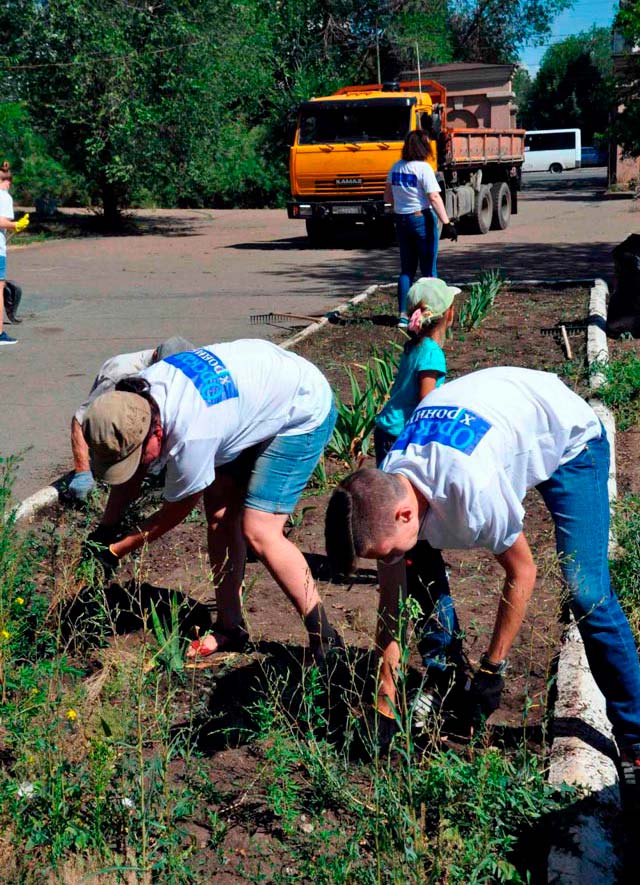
[
  {"xmin": 470, "ymin": 184, "xmax": 493, "ymax": 234},
  {"xmin": 490, "ymin": 182, "xmax": 511, "ymax": 230}
]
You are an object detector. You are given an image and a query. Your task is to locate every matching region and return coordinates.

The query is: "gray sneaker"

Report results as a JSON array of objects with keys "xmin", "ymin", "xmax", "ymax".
[
  {"xmin": 0, "ymin": 331, "xmax": 17, "ymax": 346},
  {"xmin": 411, "ymin": 688, "xmax": 442, "ymax": 732}
]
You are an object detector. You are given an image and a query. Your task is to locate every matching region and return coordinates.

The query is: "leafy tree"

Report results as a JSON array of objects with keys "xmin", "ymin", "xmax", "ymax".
[
  {"xmin": 448, "ymin": 0, "xmax": 573, "ymax": 64},
  {"xmin": 0, "ymin": 102, "xmax": 85, "ymax": 205},
  {"xmin": 614, "ymin": 1, "xmax": 640, "ymax": 156},
  {"xmin": 521, "ymin": 26, "xmax": 614, "ymax": 143},
  {"xmin": 512, "ymin": 67, "xmax": 533, "ymax": 128}
]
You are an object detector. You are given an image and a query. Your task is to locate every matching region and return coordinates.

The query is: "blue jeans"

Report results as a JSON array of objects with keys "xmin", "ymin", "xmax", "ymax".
[
  {"xmin": 537, "ymin": 430, "xmax": 640, "ymax": 748},
  {"xmin": 374, "ymin": 425, "xmax": 463, "ymax": 676},
  {"xmin": 394, "ymin": 210, "xmax": 439, "ymax": 315}
]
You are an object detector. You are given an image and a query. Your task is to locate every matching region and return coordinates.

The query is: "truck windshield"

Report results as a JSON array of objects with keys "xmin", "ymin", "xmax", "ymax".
[{"xmin": 298, "ymin": 103, "xmax": 411, "ymax": 144}]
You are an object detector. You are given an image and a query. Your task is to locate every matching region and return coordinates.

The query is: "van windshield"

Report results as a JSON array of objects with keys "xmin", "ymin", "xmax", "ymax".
[{"xmin": 298, "ymin": 101, "xmax": 412, "ymax": 144}]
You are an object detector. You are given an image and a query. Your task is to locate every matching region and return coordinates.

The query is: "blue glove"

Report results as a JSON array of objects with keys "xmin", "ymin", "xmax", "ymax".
[{"xmin": 68, "ymin": 471, "xmax": 96, "ymax": 501}]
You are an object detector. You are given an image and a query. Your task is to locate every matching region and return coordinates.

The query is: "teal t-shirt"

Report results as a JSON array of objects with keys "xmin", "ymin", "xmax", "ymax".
[{"xmin": 376, "ymin": 338, "xmax": 447, "ymax": 437}]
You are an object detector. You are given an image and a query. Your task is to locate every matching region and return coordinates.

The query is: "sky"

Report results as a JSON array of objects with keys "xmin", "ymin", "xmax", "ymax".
[{"xmin": 519, "ymin": 0, "xmax": 620, "ymax": 74}]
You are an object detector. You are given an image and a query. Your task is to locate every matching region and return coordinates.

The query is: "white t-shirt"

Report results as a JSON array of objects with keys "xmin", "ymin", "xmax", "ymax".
[
  {"xmin": 387, "ymin": 159, "xmax": 440, "ymax": 214},
  {"xmin": 382, "ymin": 367, "xmax": 601, "ymax": 554},
  {"xmin": 75, "ymin": 349, "xmax": 156, "ymax": 424},
  {"xmin": 0, "ymin": 190, "xmax": 14, "ymax": 258},
  {"xmin": 142, "ymin": 340, "xmax": 333, "ymax": 501}
]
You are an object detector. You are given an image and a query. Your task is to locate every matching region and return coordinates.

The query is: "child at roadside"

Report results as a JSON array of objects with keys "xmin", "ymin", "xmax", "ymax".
[
  {"xmin": 0, "ymin": 161, "xmax": 30, "ymax": 346},
  {"xmin": 373, "ymin": 276, "xmax": 462, "ymax": 727}
]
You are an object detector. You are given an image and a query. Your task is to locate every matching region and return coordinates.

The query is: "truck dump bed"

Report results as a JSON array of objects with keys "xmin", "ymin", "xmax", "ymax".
[{"xmin": 445, "ymin": 129, "xmax": 525, "ymax": 166}]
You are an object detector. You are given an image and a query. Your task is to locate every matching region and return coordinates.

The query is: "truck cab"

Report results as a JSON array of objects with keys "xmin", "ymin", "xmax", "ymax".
[{"xmin": 288, "ymin": 83, "xmax": 441, "ymax": 242}]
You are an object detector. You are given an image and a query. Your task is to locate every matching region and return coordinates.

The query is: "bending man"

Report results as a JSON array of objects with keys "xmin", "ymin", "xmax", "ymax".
[
  {"xmin": 83, "ymin": 339, "xmax": 340, "ymax": 662},
  {"xmin": 325, "ymin": 366, "xmax": 640, "ymax": 796}
]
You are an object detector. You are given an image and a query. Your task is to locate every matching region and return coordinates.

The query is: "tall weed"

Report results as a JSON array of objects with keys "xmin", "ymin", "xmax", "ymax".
[
  {"xmin": 328, "ymin": 345, "xmax": 400, "ymax": 466},
  {"xmin": 458, "ymin": 269, "xmax": 505, "ymax": 331}
]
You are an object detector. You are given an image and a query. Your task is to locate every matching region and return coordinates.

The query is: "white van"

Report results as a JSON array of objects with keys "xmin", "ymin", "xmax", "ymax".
[{"xmin": 523, "ymin": 129, "xmax": 581, "ymax": 173}]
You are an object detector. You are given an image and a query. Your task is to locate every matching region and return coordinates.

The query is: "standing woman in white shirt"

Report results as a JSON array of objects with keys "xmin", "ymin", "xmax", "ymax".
[
  {"xmin": 0, "ymin": 162, "xmax": 29, "ymax": 346},
  {"xmin": 384, "ymin": 130, "xmax": 457, "ymax": 328}
]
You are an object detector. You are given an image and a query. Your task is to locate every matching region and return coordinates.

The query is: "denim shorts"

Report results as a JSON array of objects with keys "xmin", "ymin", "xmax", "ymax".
[
  {"xmin": 0, "ymin": 255, "xmax": 6, "ymax": 281},
  {"xmin": 219, "ymin": 403, "xmax": 337, "ymax": 514}
]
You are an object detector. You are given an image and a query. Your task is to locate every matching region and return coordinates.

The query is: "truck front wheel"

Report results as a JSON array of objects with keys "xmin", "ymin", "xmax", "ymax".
[
  {"xmin": 470, "ymin": 184, "xmax": 493, "ymax": 234},
  {"xmin": 490, "ymin": 182, "xmax": 511, "ymax": 230}
]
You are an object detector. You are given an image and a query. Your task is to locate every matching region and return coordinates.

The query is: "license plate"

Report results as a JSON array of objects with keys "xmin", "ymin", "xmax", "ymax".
[{"xmin": 333, "ymin": 205, "xmax": 362, "ymax": 215}]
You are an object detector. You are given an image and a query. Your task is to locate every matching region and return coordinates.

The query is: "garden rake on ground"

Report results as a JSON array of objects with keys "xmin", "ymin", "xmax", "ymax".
[{"xmin": 249, "ymin": 311, "xmax": 325, "ymax": 326}]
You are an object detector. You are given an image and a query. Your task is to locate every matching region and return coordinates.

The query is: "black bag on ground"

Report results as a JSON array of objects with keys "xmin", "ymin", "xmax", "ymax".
[
  {"xmin": 607, "ymin": 235, "xmax": 640, "ymax": 338},
  {"xmin": 3, "ymin": 279, "xmax": 23, "ymax": 323}
]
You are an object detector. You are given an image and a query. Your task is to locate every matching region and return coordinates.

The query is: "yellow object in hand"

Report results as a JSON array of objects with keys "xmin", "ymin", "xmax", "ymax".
[{"xmin": 15, "ymin": 213, "xmax": 30, "ymax": 232}]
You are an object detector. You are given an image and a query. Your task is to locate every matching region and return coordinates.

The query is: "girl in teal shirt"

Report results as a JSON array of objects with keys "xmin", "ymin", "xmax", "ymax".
[
  {"xmin": 374, "ymin": 276, "xmax": 459, "ymax": 464},
  {"xmin": 374, "ymin": 276, "xmax": 462, "ymax": 730}
]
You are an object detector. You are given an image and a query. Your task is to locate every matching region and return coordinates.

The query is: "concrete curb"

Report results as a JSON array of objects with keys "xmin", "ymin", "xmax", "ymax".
[
  {"xmin": 10, "ymin": 282, "xmax": 395, "ymax": 524},
  {"xmin": 280, "ymin": 282, "xmax": 393, "ymax": 351},
  {"xmin": 548, "ymin": 278, "xmax": 622, "ymax": 885}
]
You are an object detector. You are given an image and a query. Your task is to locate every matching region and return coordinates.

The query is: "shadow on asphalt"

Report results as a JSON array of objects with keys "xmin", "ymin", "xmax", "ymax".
[
  {"xmin": 229, "ymin": 174, "xmax": 619, "ymax": 282},
  {"xmin": 238, "ymin": 239, "xmax": 618, "ymax": 287}
]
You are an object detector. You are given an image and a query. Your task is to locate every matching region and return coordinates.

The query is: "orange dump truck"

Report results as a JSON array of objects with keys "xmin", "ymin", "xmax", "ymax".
[{"xmin": 287, "ymin": 80, "xmax": 525, "ymax": 243}]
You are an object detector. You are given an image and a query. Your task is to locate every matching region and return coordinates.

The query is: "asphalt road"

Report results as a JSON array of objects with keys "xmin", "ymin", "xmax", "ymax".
[{"xmin": 2, "ymin": 167, "xmax": 636, "ymax": 501}]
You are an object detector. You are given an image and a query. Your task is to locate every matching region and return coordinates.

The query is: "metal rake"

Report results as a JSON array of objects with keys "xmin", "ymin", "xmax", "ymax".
[
  {"xmin": 249, "ymin": 311, "xmax": 324, "ymax": 325},
  {"xmin": 540, "ymin": 322, "xmax": 587, "ymax": 338}
]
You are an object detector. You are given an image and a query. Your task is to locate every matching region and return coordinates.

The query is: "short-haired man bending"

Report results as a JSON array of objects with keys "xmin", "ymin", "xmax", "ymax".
[{"xmin": 326, "ymin": 366, "xmax": 640, "ymax": 799}]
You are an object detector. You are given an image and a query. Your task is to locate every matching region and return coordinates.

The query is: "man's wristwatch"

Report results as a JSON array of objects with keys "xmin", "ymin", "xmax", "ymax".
[{"xmin": 479, "ymin": 653, "xmax": 508, "ymax": 676}]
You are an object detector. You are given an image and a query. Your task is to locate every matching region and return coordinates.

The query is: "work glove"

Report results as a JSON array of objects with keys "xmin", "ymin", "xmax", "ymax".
[
  {"xmin": 350, "ymin": 704, "xmax": 400, "ymax": 761},
  {"xmin": 440, "ymin": 221, "xmax": 458, "ymax": 242},
  {"xmin": 67, "ymin": 471, "xmax": 96, "ymax": 502},
  {"xmin": 79, "ymin": 525, "xmax": 122, "ymax": 583},
  {"xmin": 15, "ymin": 213, "xmax": 30, "ymax": 233},
  {"xmin": 467, "ymin": 665, "xmax": 504, "ymax": 730}
]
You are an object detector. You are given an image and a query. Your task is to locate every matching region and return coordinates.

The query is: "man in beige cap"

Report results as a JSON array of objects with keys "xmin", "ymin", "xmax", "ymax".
[
  {"xmin": 68, "ymin": 336, "xmax": 194, "ymax": 501},
  {"xmin": 81, "ymin": 339, "xmax": 341, "ymax": 665}
]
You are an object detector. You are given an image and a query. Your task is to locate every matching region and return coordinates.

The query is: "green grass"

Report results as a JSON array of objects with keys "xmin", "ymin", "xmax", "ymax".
[
  {"xmin": 612, "ymin": 494, "xmax": 640, "ymax": 640},
  {"xmin": 591, "ymin": 351, "xmax": 640, "ymax": 430}
]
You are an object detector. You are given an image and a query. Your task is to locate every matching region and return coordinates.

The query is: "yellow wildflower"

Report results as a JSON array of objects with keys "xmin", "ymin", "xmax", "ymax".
[
  {"xmin": 66, "ymin": 709, "xmax": 78, "ymax": 722},
  {"xmin": 1, "ymin": 630, "xmax": 10, "ymax": 640},
  {"xmin": 16, "ymin": 597, "xmax": 25, "ymax": 605}
]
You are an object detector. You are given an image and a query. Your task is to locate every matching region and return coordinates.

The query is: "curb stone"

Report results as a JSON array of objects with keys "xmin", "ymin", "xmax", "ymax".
[
  {"xmin": 548, "ymin": 278, "xmax": 622, "ymax": 885},
  {"xmin": 9, "ymin": 283, "xmax": 395, "ymax": 525}
]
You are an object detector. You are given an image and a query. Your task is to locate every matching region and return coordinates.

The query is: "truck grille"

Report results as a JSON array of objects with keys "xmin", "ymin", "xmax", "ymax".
[{"xmin": 297, "ymin": 174, "xmax": 386, "ymax": 195}]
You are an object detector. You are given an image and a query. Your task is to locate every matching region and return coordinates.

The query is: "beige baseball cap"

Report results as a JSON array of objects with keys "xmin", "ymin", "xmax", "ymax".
[
  {"xmin": 407, "ymin": 277, "xmax": 461, "ymax": 317},
  {"xmin": 82, "ymin": 391, "xmax": 152, "ymax": 485}
]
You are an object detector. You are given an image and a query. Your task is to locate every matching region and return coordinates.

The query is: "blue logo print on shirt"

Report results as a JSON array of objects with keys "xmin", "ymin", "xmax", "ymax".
[
  {"xmin": 391, "ymin": 171, "xmax": 418, "ymax": 187},
  {"xmin": 392, "ymin": 405, "xmax": 491, "ymax": 455},
  {"xmin": 164, "ymin": 349, "xmax": 239, "ymax": 407}
]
